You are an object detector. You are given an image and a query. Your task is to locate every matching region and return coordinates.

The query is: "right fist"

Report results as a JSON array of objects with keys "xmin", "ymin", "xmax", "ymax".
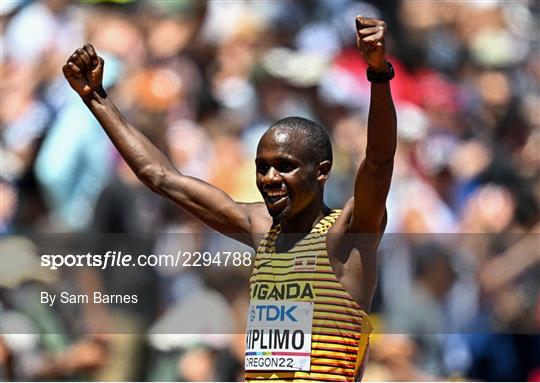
[{"xmin": 63, "ymin": 43, "xmax": 104, "ymax": 97}]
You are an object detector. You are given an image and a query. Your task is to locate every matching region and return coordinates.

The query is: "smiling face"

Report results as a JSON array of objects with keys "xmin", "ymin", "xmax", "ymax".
[{"xmin": 256, "ymin": 128, "xmax": 329, "ymax": 221}]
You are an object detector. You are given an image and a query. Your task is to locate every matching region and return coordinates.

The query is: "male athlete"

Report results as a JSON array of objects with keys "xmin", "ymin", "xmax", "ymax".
[{"xmin": 63, "ymin": 16, "xmax": 396, "ymax": 382}]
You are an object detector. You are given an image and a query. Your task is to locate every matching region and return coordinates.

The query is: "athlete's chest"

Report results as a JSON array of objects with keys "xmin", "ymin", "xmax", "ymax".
[{"xmin": 247, "ymin": 239, "xmax": 367, "ymax": 374}]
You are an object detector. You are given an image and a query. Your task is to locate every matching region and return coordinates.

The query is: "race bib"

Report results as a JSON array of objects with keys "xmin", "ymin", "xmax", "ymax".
[{"xmin": 245, "ymin": 300, "xmax": 314, "ymax": 371}]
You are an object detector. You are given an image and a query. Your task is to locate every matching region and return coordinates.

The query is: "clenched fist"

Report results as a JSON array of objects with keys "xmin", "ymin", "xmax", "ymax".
[
  {"xmin": 356, "ymin": 16, "xmax": 388, "ymax": 72},
  {"xmin": 62, "ymin": 43, "xmax": 105, "ymax": 97}
]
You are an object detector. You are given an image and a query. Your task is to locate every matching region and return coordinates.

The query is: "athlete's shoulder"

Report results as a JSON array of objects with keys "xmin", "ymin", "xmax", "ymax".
[{"xmin": 328, "ymin": 198, "xmax": 354, "ymax": 234}]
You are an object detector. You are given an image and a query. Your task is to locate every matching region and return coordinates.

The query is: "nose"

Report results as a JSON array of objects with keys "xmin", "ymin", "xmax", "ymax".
[{"xmin": 261, "ymin": 166, "xmax": 281, "ymax": 184}]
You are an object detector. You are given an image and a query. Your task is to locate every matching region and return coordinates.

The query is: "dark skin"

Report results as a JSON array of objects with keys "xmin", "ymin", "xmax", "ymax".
[{"xmin": 63, "ymin": 16, "xmax": 396, "ymax": 312}]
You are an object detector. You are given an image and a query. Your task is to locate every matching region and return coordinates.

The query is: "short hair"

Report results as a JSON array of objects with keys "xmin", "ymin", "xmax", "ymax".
[{"xmin": 269, "ymin": 117, "xmax": 333, "ymax": 164}]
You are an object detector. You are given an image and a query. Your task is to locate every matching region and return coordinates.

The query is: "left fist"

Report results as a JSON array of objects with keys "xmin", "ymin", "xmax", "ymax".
[{"xmin": 356, "ymin": 16, "xmax": 387, "ymax": 72}]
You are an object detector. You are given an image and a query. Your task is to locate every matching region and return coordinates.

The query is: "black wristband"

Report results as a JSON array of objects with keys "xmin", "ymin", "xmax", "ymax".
[
  {"xmin": 96, "ymin": 85, "xmax": 107, "ymax": 98},
  {"xmin": 366, "ymin": 61, "xmax": 395, "ymax": 83},
  {"xmin": 81, "ymin": 85, "xmax": 107, "ymax": 104}
]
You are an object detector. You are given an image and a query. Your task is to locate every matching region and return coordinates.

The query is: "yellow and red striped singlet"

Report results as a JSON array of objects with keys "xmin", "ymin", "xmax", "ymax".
[{"xmin": 245, "ymin": 210, "xmax": 372, "ymax": 382}]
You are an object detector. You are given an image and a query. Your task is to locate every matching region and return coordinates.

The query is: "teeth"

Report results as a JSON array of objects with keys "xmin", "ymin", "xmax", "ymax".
[{"xmin": 267, "ymin": 191, "xmax": 286, "ymax": 197}]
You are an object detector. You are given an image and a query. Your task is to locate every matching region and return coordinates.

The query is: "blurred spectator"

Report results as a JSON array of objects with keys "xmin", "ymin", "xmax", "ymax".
[
  {"xmin": 386, "ymin": 241, "xmax": 459, "ymax": 377},
  {"xmin": 0, "ymin": 236, "xmax": 109, "ymax": 380}
]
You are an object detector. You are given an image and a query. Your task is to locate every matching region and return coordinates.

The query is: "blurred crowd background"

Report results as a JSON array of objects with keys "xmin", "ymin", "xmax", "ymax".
[{"xmin": 1, "ymin": 0, "xmax": 539, "ymax": 381}]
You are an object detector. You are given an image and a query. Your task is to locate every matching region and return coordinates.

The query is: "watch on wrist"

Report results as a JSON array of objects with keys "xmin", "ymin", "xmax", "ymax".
[{"xmin": 366, "ymin": 61, "xmax": 395, "ymax": 83}]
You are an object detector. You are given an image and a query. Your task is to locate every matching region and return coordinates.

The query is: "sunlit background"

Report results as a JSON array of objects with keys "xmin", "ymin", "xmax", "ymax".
[{"xmin": 1, "ymin": 0, "xmax": 539, "ymax": 381}]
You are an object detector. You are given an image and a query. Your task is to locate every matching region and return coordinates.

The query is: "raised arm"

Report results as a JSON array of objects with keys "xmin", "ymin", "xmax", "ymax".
[
  {"xmin": 350, "ymin": 17, "xmax": 397, "ymax": 233},
  {"xmin": 62, "ymin": 44, "xmax": 267, "ymax": 247}
]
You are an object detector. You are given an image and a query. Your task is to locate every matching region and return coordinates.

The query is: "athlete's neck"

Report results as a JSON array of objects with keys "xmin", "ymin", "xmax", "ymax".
[
  {"xmin": 280, "ymin": 200, "xmax": 330, "ymax": 234},
  {"xmin": 275, "ymin": 200, "xmax": 330, "ymax": 253}
]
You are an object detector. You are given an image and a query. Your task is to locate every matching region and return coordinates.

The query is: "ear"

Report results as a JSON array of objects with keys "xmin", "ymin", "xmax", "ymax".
[{"xmin": 317, "ymin": 160, "xmax": 332, "ymax": 182}]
